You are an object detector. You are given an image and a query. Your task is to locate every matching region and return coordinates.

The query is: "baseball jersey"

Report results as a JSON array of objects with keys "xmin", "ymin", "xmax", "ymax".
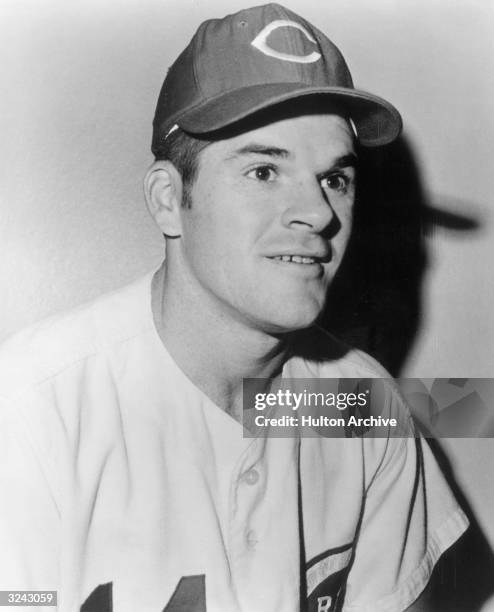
[{"xmin": 0, "ymin": 272, "xmax": 468, "ymax": 612}]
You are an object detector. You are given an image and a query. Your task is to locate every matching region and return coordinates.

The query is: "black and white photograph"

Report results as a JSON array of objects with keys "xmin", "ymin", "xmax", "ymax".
[{"xmin": 1, "ymin": 0, "xmax": 493, "ymax": 610}]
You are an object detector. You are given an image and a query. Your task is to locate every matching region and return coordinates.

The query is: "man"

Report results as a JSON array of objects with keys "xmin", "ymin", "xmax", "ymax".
[{"xmin": 0, "ymin": 4, "xmax": 468, "ymax": 611}]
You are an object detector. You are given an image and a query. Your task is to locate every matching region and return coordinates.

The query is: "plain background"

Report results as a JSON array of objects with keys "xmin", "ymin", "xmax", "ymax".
[{"xmin": 1, "ymin": 0, "xmax": 493, "ymax": 558}]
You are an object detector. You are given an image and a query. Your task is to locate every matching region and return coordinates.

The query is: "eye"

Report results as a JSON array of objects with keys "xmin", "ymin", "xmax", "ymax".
[
  {"xmin": 246, "ymin": 165, "xmax": 277, "ymax": 182},
  {"xmin": 320, "ymin": 173, "xmax": 351, "ymax": 193}
]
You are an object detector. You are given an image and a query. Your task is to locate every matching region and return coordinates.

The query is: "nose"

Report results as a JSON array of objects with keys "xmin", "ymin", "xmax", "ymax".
[{"xmin": 280, "ymin": 178, "xmax": 337, "ymax": 235}]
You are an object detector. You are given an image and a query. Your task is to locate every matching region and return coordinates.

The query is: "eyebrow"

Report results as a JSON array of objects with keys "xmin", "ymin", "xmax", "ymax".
[
  {"xmin": 225, "ymin": 144, "xmax": 290, "ymax": 160},
  {"xmin": 225, "ymin": 145, "xmax": 358, "ymax": 170},
  {"xmin": 326, "ymin": 153, "xmax": 358, "ymax": 170}
]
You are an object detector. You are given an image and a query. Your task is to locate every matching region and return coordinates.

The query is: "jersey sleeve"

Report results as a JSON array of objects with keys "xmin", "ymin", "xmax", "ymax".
[{"xmin": 342, "ymin": 396, "xmax": 469, "ymax": 612}]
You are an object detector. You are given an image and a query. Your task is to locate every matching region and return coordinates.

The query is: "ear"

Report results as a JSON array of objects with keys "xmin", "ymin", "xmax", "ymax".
[{"xmin": 144, "ymin": 160, "xmax": 183, "ymax": 237}]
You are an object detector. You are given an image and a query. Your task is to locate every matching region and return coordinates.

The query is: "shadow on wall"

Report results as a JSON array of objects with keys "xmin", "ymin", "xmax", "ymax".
[
  {"xmin": 323, "ymin": 134, "xmax": 481, "ymax": 377},
  {"xmin": 322, "ymin": 135, "xmax": 494, "ymax": 610}
]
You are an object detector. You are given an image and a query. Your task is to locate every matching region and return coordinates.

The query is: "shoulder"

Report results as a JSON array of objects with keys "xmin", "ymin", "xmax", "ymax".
[
  {"xmin": 288, "ymin": 325, "xmax": 414, "ymax": 462},
  {"xmin": 0, "ymin": 272, "xmax": 155, "ymax": 400},
  {"xmin": 0, "ymin": 272, "xmax": 157, "ymax": 505}
]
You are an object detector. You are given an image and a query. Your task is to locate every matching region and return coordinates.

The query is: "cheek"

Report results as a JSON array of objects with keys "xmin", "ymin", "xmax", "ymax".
[
  {"xmin": 334, "ymin": 204, "xmax": 354, "ymax": 247},
  {"xmin": 181, "ymin": 216, "xmax": 213, "ymax": 260},
  {"xmin": 182, "ymin": 174, "xmax": 278, "ymax": 273},
  {"xmin": 180, "ymin": 206, "xmax": 250, "ymax": 286}
]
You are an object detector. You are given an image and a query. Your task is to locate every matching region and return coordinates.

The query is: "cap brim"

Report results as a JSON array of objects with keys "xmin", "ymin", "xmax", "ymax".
[{"xmin": 176, "ymin": 83, "xmax": 402, "ymax": 147}]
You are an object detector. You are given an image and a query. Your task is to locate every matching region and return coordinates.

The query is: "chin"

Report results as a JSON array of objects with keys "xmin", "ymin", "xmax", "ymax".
[{"xmin": 256, "ymin": 301, "xmax": 324, "ymax": 334}]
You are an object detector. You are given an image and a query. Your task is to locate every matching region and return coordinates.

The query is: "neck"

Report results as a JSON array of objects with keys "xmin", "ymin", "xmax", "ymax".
[{"xmin": 152, "ymin": 261, "xmax": 290, "ymax": 418}]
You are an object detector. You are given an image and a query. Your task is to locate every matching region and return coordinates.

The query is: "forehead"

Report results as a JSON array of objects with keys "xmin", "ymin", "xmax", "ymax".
[{"xmin": 200, "ymin": 113, "xmax": 355, "ymax": 166}]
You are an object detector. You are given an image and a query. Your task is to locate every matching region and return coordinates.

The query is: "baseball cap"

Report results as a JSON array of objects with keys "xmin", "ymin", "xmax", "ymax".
[{"xmin": 152, "ymin": 3, "xmax": 402, "ymax": 153}]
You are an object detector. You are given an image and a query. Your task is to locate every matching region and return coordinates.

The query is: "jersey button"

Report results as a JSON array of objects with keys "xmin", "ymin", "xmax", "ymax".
[
  {"xmin": 246, "ymin": 530, "xmax": 258, "ymax": 548},
  {"xmin": 243, "ymin": 468, "xmax": 260, "ymax": 485}
]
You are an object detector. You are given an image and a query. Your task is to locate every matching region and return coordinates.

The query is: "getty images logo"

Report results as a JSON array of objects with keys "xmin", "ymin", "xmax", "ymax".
[{"xmin": 251, "ymin": 19, "xmax": 322, "ymax": 63}]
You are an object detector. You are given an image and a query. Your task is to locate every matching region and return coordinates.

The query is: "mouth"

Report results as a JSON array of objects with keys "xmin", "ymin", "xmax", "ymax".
[
  {"xmin": 269, "ymin": 255, "xmax": 321, "ymax": 265},
  {"xmin": 266, "ymin": 247, "xmax": 331, "ymax": 265},
  {"xmin": 264, "ymin": 252, "xmax": 331, "ymax": 279}
]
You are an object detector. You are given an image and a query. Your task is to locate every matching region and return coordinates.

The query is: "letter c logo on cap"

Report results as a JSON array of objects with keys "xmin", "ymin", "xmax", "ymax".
[{"xmin": 251, "ymin": 19, "xmax": 322, "ymax": 64}]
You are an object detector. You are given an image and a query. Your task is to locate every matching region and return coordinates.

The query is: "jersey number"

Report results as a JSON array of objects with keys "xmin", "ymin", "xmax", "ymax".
[{"xmin": 80, "ymin": 575, "xmax": 206, "ymax": 611}]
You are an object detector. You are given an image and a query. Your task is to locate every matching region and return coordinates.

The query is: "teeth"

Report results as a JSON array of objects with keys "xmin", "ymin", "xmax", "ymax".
[{"xmin": 272, "ymin": 255, "xmax": 317, "ymax": 264}]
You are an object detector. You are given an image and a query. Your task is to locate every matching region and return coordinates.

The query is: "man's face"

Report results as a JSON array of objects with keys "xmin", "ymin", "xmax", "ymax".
[{"xmin": 176, "ymin": 113, "xmax": 356, "ymax": 333}]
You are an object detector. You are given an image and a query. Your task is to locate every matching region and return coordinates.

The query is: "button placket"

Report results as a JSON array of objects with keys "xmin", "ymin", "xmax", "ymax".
[
  {"xmin": 238, "ymin": 461, "xmax": 263, "ymax": 553},
  {"xmin": 228, "ymin": 439, "xmax": 264, "ymax": 558}
]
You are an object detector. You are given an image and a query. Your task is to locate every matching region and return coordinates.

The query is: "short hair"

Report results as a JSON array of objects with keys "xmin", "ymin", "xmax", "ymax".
[{"xmin": 153, "ymin": 128, "xmax": 210, "ymax": 208}]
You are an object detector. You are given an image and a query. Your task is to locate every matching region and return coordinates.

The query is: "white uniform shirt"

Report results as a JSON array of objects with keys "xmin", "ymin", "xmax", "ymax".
[{"xmin": 0, "ymin": 273, "xmax": 468, "ymax": 611}]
